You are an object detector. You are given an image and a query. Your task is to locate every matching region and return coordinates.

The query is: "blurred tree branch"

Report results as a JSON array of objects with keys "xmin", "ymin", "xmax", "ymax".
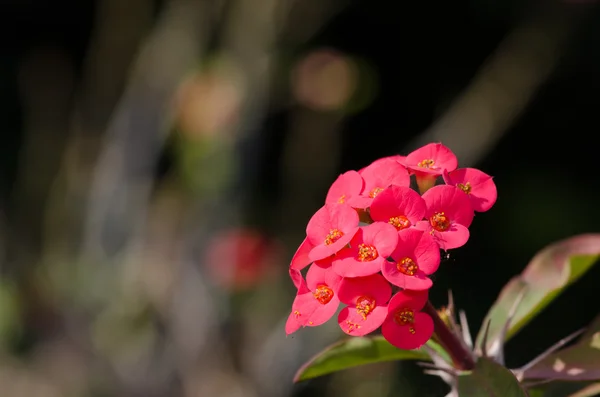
[
  {"xmin": 44, "ymin": 0, "xmax": 154, "ymax": 262},
  {"xmin": 80, "ymin": 0, "xmax": 213, "ymax": 259}
]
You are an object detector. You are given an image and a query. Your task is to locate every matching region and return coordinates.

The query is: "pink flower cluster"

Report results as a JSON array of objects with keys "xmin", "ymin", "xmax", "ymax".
[{"xmin": 286, "ymin": 143, "xmax": 497, "ymax": 350}]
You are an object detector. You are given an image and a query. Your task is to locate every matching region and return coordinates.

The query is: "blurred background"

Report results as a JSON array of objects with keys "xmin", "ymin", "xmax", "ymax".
[{"xmin": 0, "ymin": 0, "xmax": 599, "ymax": 396}]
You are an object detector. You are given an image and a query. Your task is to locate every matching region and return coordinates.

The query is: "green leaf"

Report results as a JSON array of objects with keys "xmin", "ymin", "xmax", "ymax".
[
  {"xmin": 522, "ymin": 314, "xmax": 600, "ymax": 381},
  {"xmin": 458, "ymin": 357, "xmax": 529, "ymax": 397},
  {"xmin": 476, "ymin": 234, "xmax": 600, "ymax": 354},
  {"xmin": 293, "ymin": 336, "xmax": 447, "ymax": 382}
]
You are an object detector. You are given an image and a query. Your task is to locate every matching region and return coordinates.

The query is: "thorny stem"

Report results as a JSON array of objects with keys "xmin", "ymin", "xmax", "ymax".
[{"xmin": 423, "ymin": 300, "xmax": 476, "ymax": 371}]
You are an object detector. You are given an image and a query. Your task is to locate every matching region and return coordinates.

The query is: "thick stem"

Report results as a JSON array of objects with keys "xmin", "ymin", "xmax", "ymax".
[{"xmin": 423, "ymin": 300, "xmax": 476, "ymax": 371}]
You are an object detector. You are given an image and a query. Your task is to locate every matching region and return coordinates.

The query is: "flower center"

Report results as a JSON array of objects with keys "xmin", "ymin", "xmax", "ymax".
[
  {"xmin": 418, "ymin": 159, "xmax": 435, "ymax": 169},
  {"xmin": 429, "ymin": 211, "xmax": 450, "ymax": 231},
  {"xmin": 369, "ymin": 187, "xmax": 384, "ymax": 198},
  {"xmin": 458, "ymin": 182, "xmax": 471, "ymax": 194},
  {"xmin": 394, "ymin": 308, "xmax": 416, "ymax": 334},
  {"xmin": 325, "ymin": 229, "xmax": 344, "ymax": 245},
  {"xmin": 389, "ymin": 215, "xmax": 410, "ymax": 230},
  {"xmin": 397, "ymin": 257, "xmax": 418, "ymax": 276},
  {"xmin": 313, "ymin": 285, "xmax": 334, "ymax": 305},
  {"xmin": 357, "ymin": 244, "xmax": 378, "ymax": 261},
  {"xmin": 356, "ymin": 295, "xmax": 376, "ymax": 320},
  {"xmin": 338, "ymin": 195, "xmax": 346, "ymax": 204},
  {"xmin": 394, "ymin": 308, "xmax": 414, "ymax": 325}
]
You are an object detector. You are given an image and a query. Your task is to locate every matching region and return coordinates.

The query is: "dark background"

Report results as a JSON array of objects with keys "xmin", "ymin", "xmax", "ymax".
[{"xmin": 0, "ymin": 0, "xmax": 599, "ymax": 396}]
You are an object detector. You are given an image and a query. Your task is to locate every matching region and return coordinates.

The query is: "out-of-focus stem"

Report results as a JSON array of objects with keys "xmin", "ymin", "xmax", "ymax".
[{"xmin": 423, "ymin": 300, "xmax": 476, "ymax": 371}]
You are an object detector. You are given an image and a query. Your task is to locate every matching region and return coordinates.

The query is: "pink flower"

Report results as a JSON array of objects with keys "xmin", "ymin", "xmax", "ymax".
[
  {"xmin": 285, "ymin": 310, "xmax": 303, "ymax": 335},
  {"xmin": 285, "ymin": 264, "xmax": 342, "ymax": 335},
  {"xmin": 285, "ymin": 272, "xmax": 309, "ymax": 334},
  {"xmin": 306, "ymin": 203, "xmax": 359, "ymax": 261},
  {"xmin": 357, "ymin": 158, "xmax": 410, "ymax": 207},
  {"xmin": 289, "ymin": 237, "xmax": 315, "ymax": 272},
  {"xmin": 381, "ymin": 289, "xmax": 434, "ymax": 350},
  {"xmin": 358, "ymin": 155, "xmax": 407, "ymax": 173},
  {"xmin": 289, "ymin": 267, "xmax": 304, "ymax": 290},
  {"xmin": 392, "ymin": 155, "xmax": 407, "ymax": 165},
  {"xmin": 337, "ymin": 273, "xmax": 392, "ymax": 336},
  {"xmin": 416, "ymin": 185, "xmax": 474, "ymax": 250},
  {"xmin": 370, "ymin": 185, "xmax": 426, "ymax": 231},
  {"xmin": 443, "ymin": 168, "xmax": 497, "ymax": 212},
  {"xmin": 332, "ymin": 222, "xmax": 398, "ymax": 277},
  {"xmin": 404, "ymin": 143, "xmax": 458, "ymax": 176},
  {"xmin": 325, "ymin": 171, "xmax": 367, "ymax": 208},
  {"xmin": 314, "ymin": 256, "xmax": 334, "ymax": 269},
  {"xmin": 382, "ymin": 228, "xmax": 440, "ymax": 290}
]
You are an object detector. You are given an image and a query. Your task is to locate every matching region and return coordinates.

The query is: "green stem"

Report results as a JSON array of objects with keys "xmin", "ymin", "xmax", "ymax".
[{"xmin": 423, "ymin": 300, "xmax": 476, "ymax": 371}]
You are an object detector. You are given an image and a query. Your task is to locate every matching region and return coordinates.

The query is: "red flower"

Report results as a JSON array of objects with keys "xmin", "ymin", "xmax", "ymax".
[
  {"xmin": 331, "ymin": 222, "xmax": 398, "ymax": 277},
  {"xmin": 337, "ymin": 273, "xmax": 392, "ymax": 336},
  {"xmin": 416, "ymin": 185, "xmax": 474, "ymax": 250},
  {"xmin": 285, "ymin": 264, "xmax": 342, "ymax": 335},
  {"xmin": 382, "ymin": 228, "xmax": 440, "ymax": 290},
  {"xmin": 306, "ymin": 203, "xmax": 359, "ymax": 261},
  {"xmin": 325, "ymin": 170, "xmax": 367, "ymax": 208},
  {"xmin": 357, "ymin": 158, "xmax": 410, "ymax": 207},
  {"xmin": 370, "ymin": 185, "xmax": 426, "ymax": 231},
  {"xmin": 205, "ymin": 228, "xmax": 283, "ymax": 291},
  {"xmin": 404, "ymin": 143, "xmax": 458, "ymax": 176},
  {"xmin": 443, "ymin": 168, "xmax": 497, "ymax": 212},
  {"xmin": 381, "ymin": 289, "xmax": 434, "ymax": 350}
]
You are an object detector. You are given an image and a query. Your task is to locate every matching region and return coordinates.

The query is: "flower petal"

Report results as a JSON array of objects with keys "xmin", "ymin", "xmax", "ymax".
[
  {"xmin": 444, "ymin": 167, "xmax": 497, "ymax": 212},
  {"xmin": 411, "ymin": 231, "xmax": 441, "ymax": 274},
  {"xmin": 306, "ymin": 203, "xmax": 359, "ymax": 245},
  {"xmin": 405, "ymin": 142, "xmax": 458, "ymax": 175},
  {"xmin": 331, "ymin": 225, "xmax": 396, "ymax": 277},
  {"xmin": 422, "ymin": 185, "xmax": 474, "ymax": 228},
  {"xmin": 314, "ymin": 256, "xmax": 333, "ymax": 269},
  {"xmin": 360, "ymin": 158, "xmax": 411, "ymax": 196},
  {"xmin": 289, "ymin": 267, "xmax": 309, "ymax": 292},
  {"xmin": 384, "ymin": 229, "xmax": 440, "ymax": 289},
  {"xmin": 289, "ymin": 291, "xmax": 317, "ymax": 327},
  {"xmin": 361, "ymin": 222, "xmax": 399, "ymax": 258},
  {"xmin": 332, "ymin": 255, "xmax": 384, "ymax": 277},
  {"xmin": 306, "ymin": 264, "xmax": 341, "ymax": 291},
  {"xmin": 290, "ymin": 237, "xmax": 315, "ymax": 271},
  {"xmin": 391, "ymin": 228, "xmax": 441, "ymax": 275},
  {"xmin": 370, "ymin": 185, "xmax": 427, "ymax": 228},
  {"xmin": 285, "ymin": 310, "xmax": 302, "ymax": 335},
  {"xmin": 307, "ymin": 297, "xmax": 340, "ymax": 326},
  {"xmin": 382, "ymin": 261, "xmax": 434, "ymax": 290},
  {"xmin": 309, "ymin": 229, "xmax": 358, "ymax": 261},
  {"xmin": 388, "ymin": 289, "xmax": 429, "ymax": 312},
  {"xmin": 381, "ymin": 311, "xmax": 434, "ymax": 349},
  {"xmin": 325, "ymin": 171, "xmax": 365, "ymax": 205},
  {"xmin": 290, "ymin": 287, "xmax": 340, "ymax": 327},
  {"xmin": 434, "ymin": 223, "xmax": 470, "ymax": 250},
  {"xmin": 337, "ymin": 273, "xmax": 392, "ymax": 305},
  {"xmin": 338, "ymin": 305, "xmax": 388, "ymax": 336}
]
